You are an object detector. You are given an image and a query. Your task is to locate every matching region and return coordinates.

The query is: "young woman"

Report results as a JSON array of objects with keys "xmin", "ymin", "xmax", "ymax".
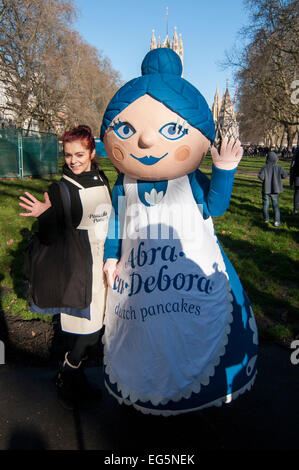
[{"xmin": 19, "ymin": 125, "xmax": 111, "ymax": 409}]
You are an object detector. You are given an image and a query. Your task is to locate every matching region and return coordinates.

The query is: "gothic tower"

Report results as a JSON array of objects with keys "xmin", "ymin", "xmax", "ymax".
[
  {"xmin": 212, "ymin": 84, "xmax": 221, "ymax": 123},
  {"xmin": 149, "ymin": 27, "xmax": 184, "ymax": 74},
  {"xmin": 150, "ymin": 29, "xmax": 157, "ymax": 50},
  {"xmin": 150, "ymin": 8, "xmax": 183, "ymax": 75},
  {"xmin": 212, "ymin": 81, "xmax": 239, "ymax": 144}
]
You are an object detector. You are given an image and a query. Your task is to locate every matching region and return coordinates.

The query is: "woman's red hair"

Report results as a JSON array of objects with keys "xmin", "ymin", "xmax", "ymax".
[{"xmin": 62, "ymin": 125, "xmax": 95, "ymax": 153}]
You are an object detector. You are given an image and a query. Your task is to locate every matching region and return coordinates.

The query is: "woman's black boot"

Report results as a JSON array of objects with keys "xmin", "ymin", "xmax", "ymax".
[{"xmin": 55, "ymin": 352, "xmax": 82, "ymax": 410}]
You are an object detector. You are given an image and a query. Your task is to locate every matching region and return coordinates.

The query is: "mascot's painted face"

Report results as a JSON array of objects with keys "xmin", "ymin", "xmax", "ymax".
[{"xmin": 103, "ymin": 94, "xmax": 210, "ymax": 181}]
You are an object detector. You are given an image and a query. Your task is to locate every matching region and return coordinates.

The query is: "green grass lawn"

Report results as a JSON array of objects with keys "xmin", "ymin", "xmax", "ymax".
[{"xmin": 0, "ymin": 156, "xmax": 298, "ymax": 344}]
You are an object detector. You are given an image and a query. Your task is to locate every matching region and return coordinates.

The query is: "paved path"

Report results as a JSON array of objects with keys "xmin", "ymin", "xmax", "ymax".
[{"xmin": 0, "ymin": 343, "xmax": 298, "ymax": 452}]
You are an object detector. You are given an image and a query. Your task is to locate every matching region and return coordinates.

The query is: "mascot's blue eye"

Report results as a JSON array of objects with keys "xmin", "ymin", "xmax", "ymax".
[
  {"xmin": 114, "ymin": 122, "xmax": 136, "ymax": 140},
  {"xmin": 159, "ymin": 123, "xmax": 187, "ymax": 140}
]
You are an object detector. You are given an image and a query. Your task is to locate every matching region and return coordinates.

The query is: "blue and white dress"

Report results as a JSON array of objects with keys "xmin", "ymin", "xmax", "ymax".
[{"xmin": 103, "ymin": 165, "xmax": 258, "ymax": 416}]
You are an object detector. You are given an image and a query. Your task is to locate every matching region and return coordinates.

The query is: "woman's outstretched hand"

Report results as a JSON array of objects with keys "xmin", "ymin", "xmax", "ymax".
[
  {"xmin": 19, "ymin": 192, "xmax": 51, "ymax": 217},
  {"xmin": 210, "ymin": 136, "xmax": 243, "ymax": 170},
  {"xmin": 103, "ymin": 258, "xmax": 119, "ymax": 288}
]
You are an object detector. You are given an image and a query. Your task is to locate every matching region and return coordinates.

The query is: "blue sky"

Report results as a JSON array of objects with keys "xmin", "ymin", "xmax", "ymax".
[{"xmin": 73, "ymin": 0, "xmax": 250, "ymax": 107}]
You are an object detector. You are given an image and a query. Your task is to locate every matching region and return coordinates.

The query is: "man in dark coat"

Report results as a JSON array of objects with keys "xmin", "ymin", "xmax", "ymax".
[
  {"xmin": 290, "ymin": 146, "xmax": 299, "ymax": 214},
  {"xmin": 258, "ymin": 151, "xmax": 288, "ymax": 226}
]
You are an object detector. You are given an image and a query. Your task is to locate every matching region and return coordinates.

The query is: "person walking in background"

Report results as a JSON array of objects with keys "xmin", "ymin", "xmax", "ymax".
[
  {"xmin": 258, "ymin": 151, "xmax": 288, "ymax": 227},
  {"xmin": 19, "ymin": 125, "xmax": 111, "ymax": 410},
  {"xmin": 290, "ymin": 146, "xmax": 299, "ymax": 214}
]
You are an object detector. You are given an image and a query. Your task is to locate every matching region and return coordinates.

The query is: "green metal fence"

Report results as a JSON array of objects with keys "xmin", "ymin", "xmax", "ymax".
[{"xmin": 0, "ymin": 129, "xmax": 58, "ymax": 178}]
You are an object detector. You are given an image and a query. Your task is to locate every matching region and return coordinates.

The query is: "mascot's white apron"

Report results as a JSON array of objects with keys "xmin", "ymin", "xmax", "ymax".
[
  {"xmin": 103, "ymin": 175, "xmax": 234, "ymax": 405},
  {"xmin": 61, "ymin": 175, "xmax": 111, "ymax": 335}
]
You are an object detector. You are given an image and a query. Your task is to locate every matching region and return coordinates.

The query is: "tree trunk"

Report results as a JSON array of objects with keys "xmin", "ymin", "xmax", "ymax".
[
  {"xmin": 279, "ymin": 127, "xmax": 286, "ymax": 150},
  {"xmin": 25, "ymin": 118, "xmax": 32, "ymax": 135},
  {"xmin": 286, "ymin": 125, "xmax": 297, "ymax": 150}
]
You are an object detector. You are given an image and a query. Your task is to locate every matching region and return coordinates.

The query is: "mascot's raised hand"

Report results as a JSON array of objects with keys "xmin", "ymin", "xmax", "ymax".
[{"xmin": 211, "ymin": 136, "xmax": 244, "ymax": 170}]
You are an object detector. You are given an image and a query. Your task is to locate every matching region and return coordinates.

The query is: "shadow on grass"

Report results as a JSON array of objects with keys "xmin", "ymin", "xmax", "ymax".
[
  {"xmin": 0, "ymin": 273, "xmax": 9, "ymax": 363},
  {"xmin": 0, "ymin": 177, "xmax": 55, "ymax": 201},
  {"xmin": 218, "ymin": 232, "xmax": 299, "ymax": 339},
  {"xmin": 227, "ymin": 194, "xmax": 299, "ymax": 241},
  {"xmin": 1, "ymin": 228, "xmax": 67, "ymax": 365}
]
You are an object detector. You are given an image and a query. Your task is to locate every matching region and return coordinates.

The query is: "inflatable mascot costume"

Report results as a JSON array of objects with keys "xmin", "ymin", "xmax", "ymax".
[{"xmin": 101, "ymin": 48, "xmax": 258, "ymax": 416}]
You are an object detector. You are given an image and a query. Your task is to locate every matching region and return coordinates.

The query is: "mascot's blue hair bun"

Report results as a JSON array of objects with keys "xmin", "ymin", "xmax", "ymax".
[
  {"xmin": 141, "ymin": 48, "xmax": 183, "ymax": 76},
  {"xmin": 100, "ymin": 48, "xmax": 215, "ymax": 143}
]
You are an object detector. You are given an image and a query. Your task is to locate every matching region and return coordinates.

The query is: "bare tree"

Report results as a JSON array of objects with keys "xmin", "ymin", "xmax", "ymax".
[
  {"xmin": 0, "ymin": 0, "xmax": 121, "ymax": 134},
  {"xmin": 0, "ymin": 0, "xmax": 76, "ymax": 129},
  {"xmin": 57, "ymin": 31, "xmax": 121, "ymax": 136},
  {"xmin": 225, "ymin": 0, "xmax": 299, "ymax": 146}
]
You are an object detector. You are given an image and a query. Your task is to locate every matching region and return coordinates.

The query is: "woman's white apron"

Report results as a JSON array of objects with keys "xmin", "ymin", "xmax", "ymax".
[
  {"xmin": 103, "ymin": 174, "xmax": 233, "ymax": 405},
  {"xmin": 60, "ymin": 175, "xmax": 111, "ymax": 334}
]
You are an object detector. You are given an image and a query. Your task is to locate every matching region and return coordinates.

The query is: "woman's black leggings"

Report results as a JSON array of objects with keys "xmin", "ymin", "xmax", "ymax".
[{"xmin": 67, "ymin": 330, "xmax": 101, "ymax": 366}]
